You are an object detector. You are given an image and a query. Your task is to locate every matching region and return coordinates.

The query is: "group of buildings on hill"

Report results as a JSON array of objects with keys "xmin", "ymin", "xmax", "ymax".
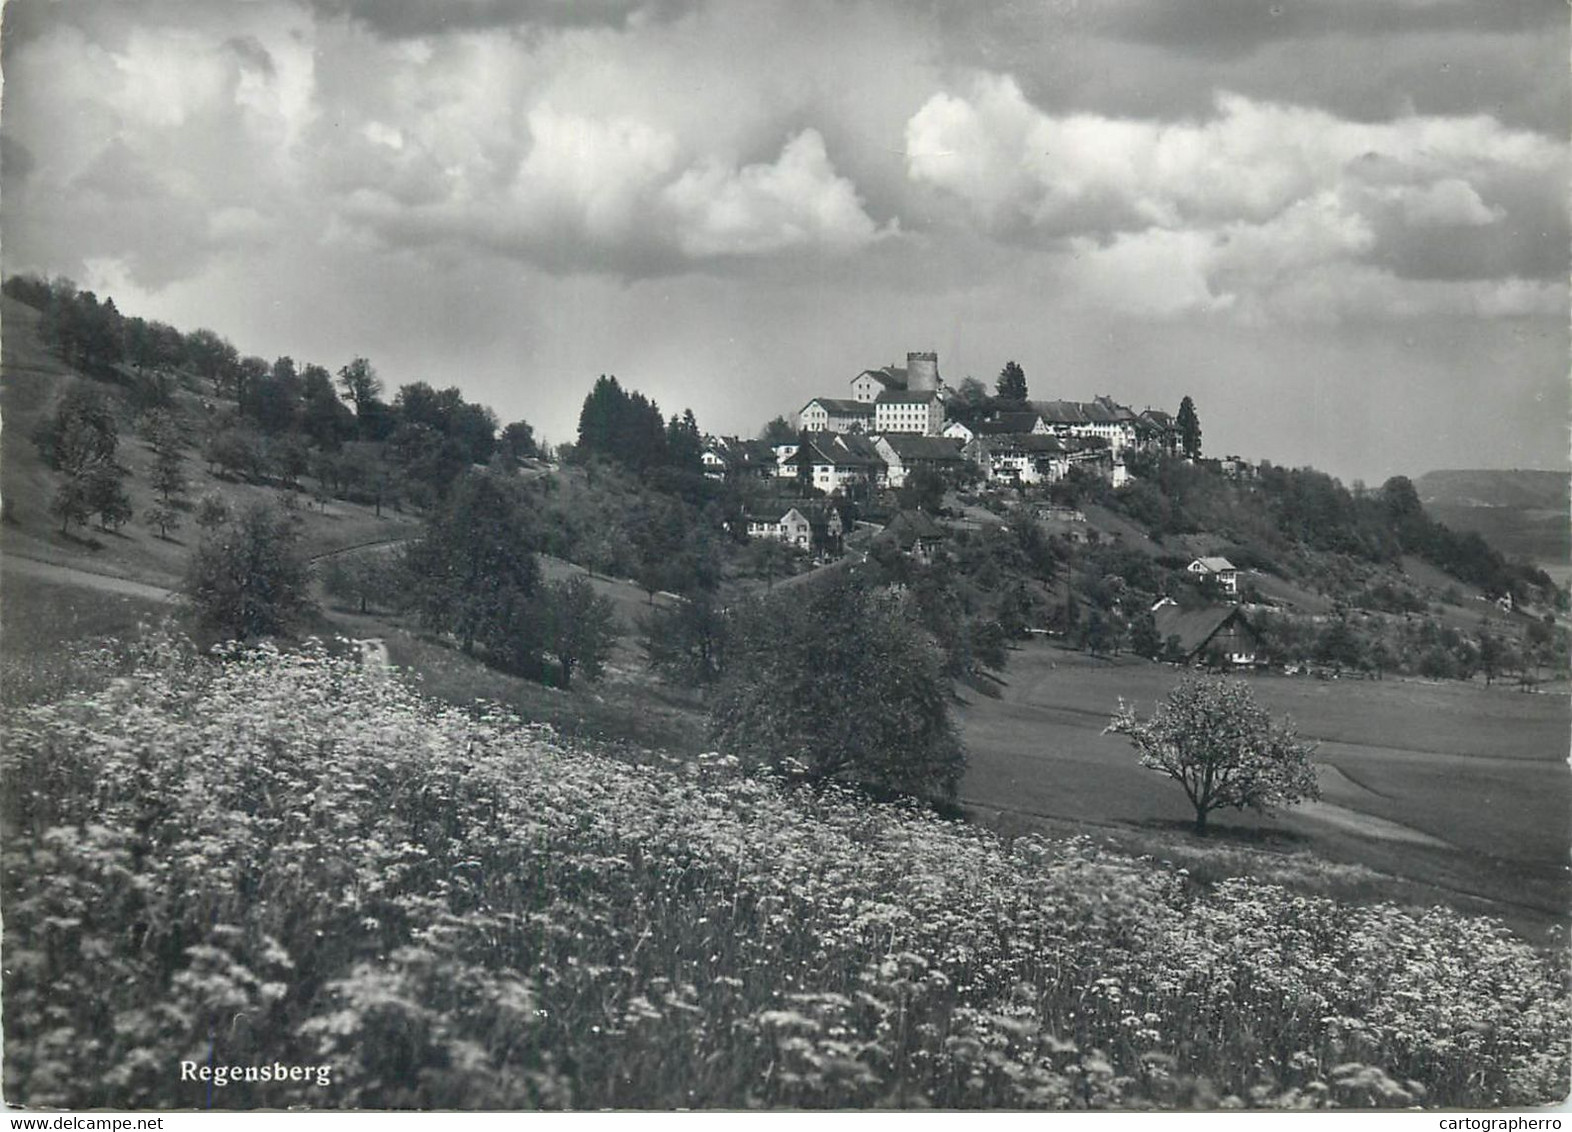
[{"xmin": 703, "ymin": 351, "xmax": 1188, "ymax": 493}]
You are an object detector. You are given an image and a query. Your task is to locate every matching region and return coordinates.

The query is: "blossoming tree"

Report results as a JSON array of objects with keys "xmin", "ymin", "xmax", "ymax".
[{"xmin": 1106, "ymin": 676, "xmax": 1319, "ymax": 835}]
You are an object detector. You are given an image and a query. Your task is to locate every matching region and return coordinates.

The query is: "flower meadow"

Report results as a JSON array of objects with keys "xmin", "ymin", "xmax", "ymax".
[{"xmin": 3, "ymin": 638, "xmax": 1567, "ymax": 1110}]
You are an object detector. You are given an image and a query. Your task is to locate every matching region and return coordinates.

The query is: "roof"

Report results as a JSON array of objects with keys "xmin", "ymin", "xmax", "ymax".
[
  {"xmin": 804, "ymin": 397, "xmax": 873, "ymax": 416},
  {"xmin": 800, "ymin": 430, "xmax": 883, "ymax": 467},
  {"xmin": 878, "ymin": 434, "xmax": 965, "ymax": 461},
  {"xmin": 981, "ymin": 433, "xmax": 1064, "ymax": 454},
  {"xmin": 1139, "ymin": 408, "xmax": 1176, "ymax": 428},
  {"xmin": 1031, "ymin": 400, "xmax": 1089, "ymax": 425},
  {"xmin": 1152, "ymin": 604, "xmax": 1252, "ymax": 657},
  {"xmin": 880, "ymin": 509, "xmax": 946, "ymax": 548},
  {"xmin": 876, "ymin": 389, "xmax": 941, "ymax": 405},
  {"xmin": 1191, "ymin": 556, "xmax": 1237, "ymax": 573},
  {"xmin": 853, "ymin": 366, "xmax": 907, "ymax": 392},
  {"xmin": 972, "ymin": 411, "xmax": 1044, "ymax": 435}
]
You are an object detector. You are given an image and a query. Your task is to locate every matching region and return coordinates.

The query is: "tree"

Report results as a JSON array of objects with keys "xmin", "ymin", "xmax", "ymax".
[
  {"xmin": 710, "ymin": 576, "xmax": 966, "ymax": 801},
  {"xmin": 403, "ymin": 471, "xmax": 543, "ymax": 669},
  {"xmin": 33, "ymin": 385, "xmax": 118, "ymax": 473},
  {"xmin": 85, "ymin": 462, "xmax": 133, "ymax": 530},
  {"xmin": 641, "ymin": 594, "xmax": 730, "ymax": 687},
  {"xmin": 898, "ymin": 465, "xmax": 946, "ymax": 515},
  {"xmin": 1106, "ymin": 676, "xmax": 1319, "ymax": 835},
  {"xmin": 497, "ymin": 420, "xmax": 539, "ymax": 464},
  {"xmin": 541, "ymin": 576, "xmax": 618, "ymax": 687},
  {"xmin": 1177, "ymin": 396, "xmax": 1202, "ymax": 460},
  {"xmin": 758, "ymin": 416, "xmax": 796, "ymax": 446},
  {"xmin": 184, "ymin": 501, "xmax": 315, "ymax": 640},
  {"xmin": 996, "ymin": 361, "xmax": 1027, "ymax": 402},
  {"xmin": 146, "ymin": 501, "xmax": 181, "ymax": 541},
  {"xmin": 337, "ymin": 357, "xmax": 384, "ymax": 418}
]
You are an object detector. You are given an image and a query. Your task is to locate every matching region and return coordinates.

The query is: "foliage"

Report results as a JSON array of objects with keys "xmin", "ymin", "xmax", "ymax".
[
  {"xmin": 403, "ymin": 471, "xmax": 543, "ymax": 668},
  {"xmin": 540, "ymin": 576, "xmax": 618, "ymax": 687},
  {"xmin": 642, "ymin": 594, "xmax": 730, "ymax": 687},
  {"xmin": 710, "ymin": 576, "xmax": 966, "ymax": 801},
  {"xmin": 183, "ymin": 501, "xmax": 316, "ymax": 640},
  {"xmin": 32, "ymin": 383, "xmax": 119, "ymax": 474},
  {"xmin": 1176, "ymin": 396, "xmax": 1201, "ymax": 460},
  {"xmin": 1106, "ymin": 676, "xmax": 1320, "ymax": 835},
  {"xmin": 320, "ymin": 549, "xmax": 406, "ymax": 615},
  {"xmin": 758, "ymin": 415, "xmax": 796, "ymax": 446},
  {"xmin": 2, "ymin": 641, "xmax": 1565, "ymax": 1109},
  {"xmin": 996, "ymin": 360, "xmax": 1028, "ymax": 402}
]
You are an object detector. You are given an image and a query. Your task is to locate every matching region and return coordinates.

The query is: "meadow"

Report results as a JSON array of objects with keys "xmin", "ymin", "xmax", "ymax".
[
  {"xmin": 2, "ymin": 638, "xmax": 1566, "ymax": 1110},
  {"xmin": 957, "ymin": 643, "xmax": 1571, "ymax": 940}
]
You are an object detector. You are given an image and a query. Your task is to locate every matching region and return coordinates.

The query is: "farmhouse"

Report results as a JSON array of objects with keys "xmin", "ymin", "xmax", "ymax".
[
  {"xmin": 876, "ymin": 508, "xmax": 947, "ymax": 562},
  {"xmin": 1135, "ymin": 409, "xmax": 1179, "ymax": 456},
  {"xmin": 1152, "ymin": 602, "xmax": 1262, "ymax": 667},
  {"xmin": 1187, "ymin": 556, "xmax": 1239, "ymax": 597}
]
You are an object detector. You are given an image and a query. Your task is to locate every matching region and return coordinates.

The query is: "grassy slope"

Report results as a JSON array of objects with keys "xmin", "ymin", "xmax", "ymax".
[
  {"xmin": 0, "ymin": 294, "xmax": 418, "ymax": 588},
  {"xmin": 956, "ymin": 642, "xmax": 1570, "ymax": 940}
]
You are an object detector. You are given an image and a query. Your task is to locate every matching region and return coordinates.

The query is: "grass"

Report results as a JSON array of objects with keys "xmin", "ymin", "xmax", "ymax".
[
  {"xmin": 0, "ymin": 563, "xmax": 183, "ymax": 707},
  {"xmin": 956, "ymin": 642, "xmax": 1571, "ymax": 941},
  {"xmin": 4, "ymin": 640, "xmax": 1565, "ymax": 1109}
]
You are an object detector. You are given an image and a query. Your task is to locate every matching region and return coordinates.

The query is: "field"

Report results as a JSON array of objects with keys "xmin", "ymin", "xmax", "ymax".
[
  {"xmin": 4, "ymin": 641, "xmax": 1565, "ymax": 1109},
  {"xmin": 956, "ymin": 642, "xmax": 1571, "ymax": 940}
]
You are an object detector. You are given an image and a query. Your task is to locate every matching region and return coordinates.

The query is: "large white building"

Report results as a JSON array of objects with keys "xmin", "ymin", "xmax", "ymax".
[{"xmin": 874, "ymin": 389, "xmax": 944, "ymax": 435}]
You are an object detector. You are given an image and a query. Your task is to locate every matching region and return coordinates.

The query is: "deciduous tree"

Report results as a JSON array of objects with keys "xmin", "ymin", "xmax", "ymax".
[
  {"xmin": 184, "ymin": 501, "xmax": 315, "ymax": 640},
  {"xmin": 1106, "ymin": 676, "xmax": 1319, "ymax": 835},
  {"xmin": 711, "ymin": 576, "xmax": 966, "ymax": 801}
]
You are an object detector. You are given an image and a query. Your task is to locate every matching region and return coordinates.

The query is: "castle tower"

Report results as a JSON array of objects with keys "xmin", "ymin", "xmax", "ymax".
[{"xmin": 906, "ymin": 351, "xmax": 939, "ymax": 392}]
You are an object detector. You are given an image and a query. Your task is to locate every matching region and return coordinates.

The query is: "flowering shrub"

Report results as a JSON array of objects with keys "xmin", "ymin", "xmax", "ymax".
[{"xmin": 3, "ymin": 640, "xmax": 1566, "ymax": 1109}]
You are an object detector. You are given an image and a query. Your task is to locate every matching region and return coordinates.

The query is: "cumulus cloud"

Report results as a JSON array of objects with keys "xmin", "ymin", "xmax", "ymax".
[
  {"xmin": 660, "ymin": 130, "xmax": 890, "ymax": 257},
  {"xmin": 906, "ymin": 73, "xmax": 1566, "ymax": 321}
]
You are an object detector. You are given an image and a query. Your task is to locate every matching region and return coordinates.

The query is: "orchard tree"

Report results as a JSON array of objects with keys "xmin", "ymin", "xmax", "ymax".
[
  {"xmin": 996, "ymin": 360, "xmax": 1028, "ymax": 402},
  {"xmin": 710, "ymin": 575, "xmax": 966, "ymax": 801},
  {"xmin": 1177, "ymin": 395, "xmax": 1202, "ymax": 460},
  {"xmin": 184, "ymin": 501, "xmax": 315, "ymax": 640},
  {"xmin": 1106, "ymin": 676, "xmax": 1319, "ymax": 835},
  {"xmin": 541, "ymin": 575, "xmax": 618, "ymax": 687}
]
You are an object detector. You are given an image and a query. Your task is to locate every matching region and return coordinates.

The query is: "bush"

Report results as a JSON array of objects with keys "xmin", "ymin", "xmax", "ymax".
[
  {"xmin": 183, "ymin": 501, "xmax": 315, "ymax": 640},
  {"xmin": 710, "ymin": 575, "xmax": 965, "ymax": 802}
]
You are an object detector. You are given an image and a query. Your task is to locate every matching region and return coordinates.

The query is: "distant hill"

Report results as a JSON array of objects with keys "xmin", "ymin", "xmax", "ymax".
[{"xmin": 1416, "ymin": 469, "xmax": 1569, "ymax": 574}]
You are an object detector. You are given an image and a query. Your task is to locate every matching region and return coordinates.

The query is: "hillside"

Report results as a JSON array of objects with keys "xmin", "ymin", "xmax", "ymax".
[{"xmin": 1416, "ymin": 469, "xmax": 1570, "ymax": 578}]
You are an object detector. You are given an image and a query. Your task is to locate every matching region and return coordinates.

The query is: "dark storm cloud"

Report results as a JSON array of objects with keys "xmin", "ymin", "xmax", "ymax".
[
  {"xmin": 309, "ymin": 0, "xmax": 697, "ymax": 38},
  {"xmin": 930, "ymin": 0, "xmax": 1566, "ymax": 136},
  {"xmin": 224, "ymin": 34, "xmax": 276, "ymax": 74},
  {"xmin": 1081, "ymin": 0, "xmax": 1553, "ymax": 61}
]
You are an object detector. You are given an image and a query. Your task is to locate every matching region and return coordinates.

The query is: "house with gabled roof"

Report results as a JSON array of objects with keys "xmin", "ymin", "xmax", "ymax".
[
  {"xmin": 797, "ymin": 431, "xmax": 885, "ymax": 494},
  {"xmin": 1152, "ymin": 601, "xmax": 1261, "ymax": 666},
  {"xmin": 876, "ymin": 508, "xmax": 947, "ymax": 562},
  {"xmin": 746, "ymin": 507, "xmax": 813, "ymax": 550},
  {"xmin": 800, "ymin": 397, "xmax": 875, "ymax": 434},
  {"xmin": 964, "ymin": 433, "xmax": 1068, "ymax": 486},
  {"xmin": 1187, "ymin": 556, "xmax": 1239, "ymax": 597},
  {"xmin": 873, "ymin": 433, "xmax": 967, "ymax": 488},
  {"xmin": 1136, "ymin": 409, "xmax": 1179, "ymax": 456}
]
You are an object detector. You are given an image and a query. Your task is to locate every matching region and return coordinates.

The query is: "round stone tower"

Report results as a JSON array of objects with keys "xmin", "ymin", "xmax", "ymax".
[{"xmin": 906, "ymin": 351, "xmax": 939, "ymax": 392}]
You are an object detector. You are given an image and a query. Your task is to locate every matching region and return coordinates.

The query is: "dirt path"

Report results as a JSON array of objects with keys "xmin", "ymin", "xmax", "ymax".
[{"xmin": 2, "ymin": 552, "xmax": 181, "ymax": 603}]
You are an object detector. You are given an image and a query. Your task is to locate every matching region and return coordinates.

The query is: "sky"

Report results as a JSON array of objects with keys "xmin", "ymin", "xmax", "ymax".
[{"xmin": 2, "ymin": 0, "xmax": 1566, "ymax": 483}]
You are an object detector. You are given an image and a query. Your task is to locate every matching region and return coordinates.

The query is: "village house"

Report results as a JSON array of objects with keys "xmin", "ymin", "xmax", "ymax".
[
  {"xmin": 799, "ymin": 397, "xmax": 874, "ymax": 434},
  {"xmin": 796, "ymin": 431, "xmax": 885, "ymax": 494},
  {"xmin": 1187, "ymin": 556, "xmax": 1240, "ymax": 597},
  {"xmin": 1152, "ymin": 600, "xmax": 1262, "ymax": 667},
  {"xmin": 964, "ymin": 433, "xmax": 1068, "ymax": 486},
  {"xmin": 874, "ymin": 433, "xmax": 967, "ymax": 488},
  {"xmin": 703, "ymin": 436, "xmax": 777, "ymax": 481},
  {"xmin": 1030, "ymin": 398, "xmax": 1138, "ymax": 455},
  {"xmin": 745, "ymin": 507, "xmax": 813, "ymax": 551},
  {"xmin": 1136, "ymin": 409, "xmax": 1179, "ymax": 456},
  {"xmin": 876, "ymin": 509, "xmax": 947, "ymax": 562}
]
